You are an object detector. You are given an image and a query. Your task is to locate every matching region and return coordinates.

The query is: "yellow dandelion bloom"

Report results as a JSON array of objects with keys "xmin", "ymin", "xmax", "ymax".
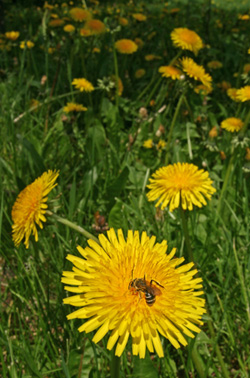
[
  {"xmin": 79, "ymin": 28, "xmax": 92, "ymax": 37},
  {"xmin": 158, "ymin": 65, "xmax": 181, "ymax": 80},
  {"xmin": 20, "ymin": 40, "xmax": 34, "ymax": 49},
  {"xmin": 157, "ymin": 140, "xmax": 166, "ymax": 150},
  {"xmin": 64, "ymin": 24, "xmax": 75, "ymax": 33},
  {"xmin": 135, "ymin": 69, "xmax": 146, "ymax": 79},
  {"xmin": 227, "ymin": 88, "xmax": 240, "ymax": 102},
  {"xmin": 239, "ymin": 14, "xmax": 250, "ymax": 20},
  {"xmin": 134, "ymin": 38, "xmax": 144, "ymax": 48},
  {"xmin": 119, "ymin": 17, "xmax": 129, "ymax": 26},
  {"xmin": 110, "ymin": 76, "xmax": 123, "ymax": 96},
  {"xmin": 220, "ymin": 151, "xmax": 226, "ymax": 160},
  {"xmin": 84, "ymin": 19, "xmax": 106, "ymax": 35},
  {"xmin": 194, "ymin": 84, "xmax": 213, "ymax": 95},
  {"xmin": 63, "ymin": 102, "xmax": 87, "ymax": 113},
  {"xmin": 132, "ymin": 13, "xmax": 147, "ymax": 21},
  {"xmin": 115, "ymin": 39, "xmax": 138, "ymax": 54},
  {"xmin": 209, "ymin": 126, "xmax": 218, "ymax": 138},
  {"xmin": 245, "ymin": 148, "xmax": 250, "ymax": 161},
  {"xmin": 147, "ymin": 162, "xmax": 216, "ymax": 212},
  {"xmin": 248, "ymin": 48, "xmax": 250, "ymax": 54},
  {"xmin": 207, "ymin": 61, "xmax": 222, "ymax": 69},
  {"xmin": 143, "ymin": 139, "xmax": 154, "ymax": 149},
  {"xmin": 217, "ymin": 81, "xmax": 231, "ymax": 91},
  {"xmin": 72, "ymin": 78, "xmax": 94, "ymax": 92},
  {"xmin": 171, "ymin": 28, "xmax": 203, "ymax": 55},
  {"xmin": 243, "ymin": 63, "xmax": 250, "ymax": 74},
  {"xmin": 181, "ymin": 57, "xmax": 212, "ymax": 89},
  {"xmin": 236, "ymin": 86, "xmax": 250, "ymax": 102},
  {"xmin": 69, "ymin": 7, "xmax": 92, "ymax": 22},
  {"xmin": 92, "ymin": 47, "xmax": 100, "ymax": 53},
  {"xmin": 11, "ymin": 170, "xmax": 59, "ymax": 249},
  {"xmin": 221, "ymin": 117, "xmax": 244, "ymax": 132},
  {"xmin": 62, "ymin": 228, "xmax": 205, "ymax": 358},
  {"xmin": 49, "ymin": 19, "xmax": 64, "ymax": 27},
  {"xmin": 5, "ymin": 31, "xmax": 20, "ymax": 40}
]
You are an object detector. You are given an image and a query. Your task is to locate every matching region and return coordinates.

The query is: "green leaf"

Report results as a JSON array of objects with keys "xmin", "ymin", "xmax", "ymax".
[
  {"xmin": 22, "ymin": 350, "xmax": 43, "ymax": 378},
  {"xmin": 106, "ymin": 167, "xmax": 129, "ymax": 209},
  {"xmin": 22, "ymin": 138, "xmax": 46, "ymax": 173},
  {"xmin": 133, "ymin": 354, "xmax": 158, "ymax": 378},
  {"xmin": 108, "ymin": 201, "xmax": 125, "ymax": 229}
]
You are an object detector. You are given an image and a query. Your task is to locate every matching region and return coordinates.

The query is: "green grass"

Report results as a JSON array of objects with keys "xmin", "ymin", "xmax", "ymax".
[{"xmin": 1, "ymin": 0, "xmax": 250, "ymax": 377}]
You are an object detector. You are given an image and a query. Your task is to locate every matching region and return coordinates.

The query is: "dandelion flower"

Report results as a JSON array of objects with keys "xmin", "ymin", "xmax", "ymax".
[
  {"xmin": 158, "ymin": 65, "xmax": 181, "ymax": 80},
  {"xmin": 135, "ymin": 69, "xmax": 146, "ymax": 79},
  {"xmin": 132, "ymin": 13, "xmax": 147, "ymax": 21},
  {"xmin": 221, "ymin": 117, "xmax": 244, "ymax": 132},
  {"xmin": 63, "ymin": 102, "xmax": 87, "ymax": 113},
  {"xmin": 194, "ymin": 84, "xmax": 212, "ymax": 95},
  {"xmin": 62, "ymin": 228, "xmax": 205, "ymax": 358},
  {"xmin": 143, "ymin": 139, "xmax": 154, "ymax": 149},
  {"xmin": 115, "ymin": 39, "xmax": 138, "ymax": 54},
  {"xmin": 49, "ymin": 19, "xmax": 64, "ymax": 27},
  {"xmin": 157, "ymin": 140, "xmax": 166, "ymax": 150},
  {"xmin": 64, "ymin": 24, "xmax": 75, "ymax": 33},
  {"xmin": 147, "ymin": 162, "xmax": 216, "ymax": 212},
  {"xmin": 20, "ymin": 40, "xmax": 34, "ymax": 49},
  {"xmin": 119, "ymin": 17, "xmax": 129, "ymax": 26},
  {"xmin": 79, "ymin": 28, "xmax": 92, "ymax": 37},
  {"xmin": 72, "ymin": 78, "xmax": 94, "ymax": 92},
  {"xmin": 171, "ymin": 28, "xmax": 203, "ymax": 54},
  {"xmin": 84, "ymin": 19, "xmax": 106, "ymax": 35},
  {"xmin": 11, "ymin": 170, "xmax": 59, "ymax": 248},
  {"xmin": 227, "ymin": 88, "xmax": 240, "ymax": 102},
  {"xmin": 180, "ymin": 57, "xmax": 212, "ymax": 89},
  {"xmin": 207, "ymin": 61, "xmax": 222, "ymax": 69},
  {"xmin": 243, "ymin": 63, "xmax": 250, "ymax": 74},
  {"xmin": 245, "ymin": 148, "xmax": 250, "ymax": 161},
  {"xmin": 5, "ymin": 31, "xmax": 20, "ymax": 40},
  {"xmin": 69, "ymin": 7, "xmax": 92, "ymax": 22},
  {"xmin": 236, "ymin": 86, "xmax": 250, "ymax": 102},
  {"xmin": 209, "ymin": 126, "xmax": 218, "ymax": 138}
]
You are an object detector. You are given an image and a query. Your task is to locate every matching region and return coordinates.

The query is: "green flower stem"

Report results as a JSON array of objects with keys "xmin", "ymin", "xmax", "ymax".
[
  {"xmin": 47, "ymin": 211, "xmax": 99, "ymax": 244},
  {"xmin": 165, "ymin": 92, "xmax": 185, "ymax": 165},
  {"xmin": 179, "ymin": 207, "xmax": 194, "ymax": 262},
  {"xmin": 232, "ymin": 239, "xmax": 250, "ymax": 327},
  {"xmin": 137, "ymin": 72, "xmax": 157, "ymax": 101},
  {"xmin": 145, "ymin": 77, "xmax": 162, "ymax": 107},
  {"xmin": 191, "ymin": 343, "xmax": 206, "ymax": 378},
  {"xmin": 110, "ymin": 351, "xmax": 120, "ymax": 378},
  {"xmin": 112, "ymin": 36, "xmax": 120, "ymax": 107}
]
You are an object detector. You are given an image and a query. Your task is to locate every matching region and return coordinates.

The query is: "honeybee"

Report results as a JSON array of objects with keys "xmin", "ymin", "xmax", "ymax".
[{"xmin": 128, "ymin": 277, "xmax": 164, "ymax": 306}]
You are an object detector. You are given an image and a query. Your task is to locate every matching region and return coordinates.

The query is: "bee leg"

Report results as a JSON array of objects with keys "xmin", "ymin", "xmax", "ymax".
[{"xmin": 150, "ymin": 279, "xmax": 164, "ymax": 288}]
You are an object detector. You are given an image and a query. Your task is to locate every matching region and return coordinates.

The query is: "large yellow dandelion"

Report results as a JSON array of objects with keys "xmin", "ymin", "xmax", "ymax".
[
  {"xmin": 180, "ymin": 57, "xmax": 212, "ymax": 89},
  {"xmin": 221, "ymin": 117, "xmax": 244, "ymax": 132},
  {"xmin": 236, "ymin": 86, "xmax": 250, "ymax": 102},
  {"xmin": 62, "ymin": 228, "xmax": 206, "ymax": 358},
  {"xmin": 147, "ymin": 163, "xmax": 216, "ymax": 212},
  {"xmin": 115, "ymin": 39, "xmax": 138, "ymax": 54},
  {"xmin": 72, "ymin": 78, "xmax": 94, "ymax": 92},
  {"xmin": 11, "ymin": 170, "xmax": 59, "ymax": 249},
  {"xmin": 171, "ymin": 28, "xmax": 203, "ymax": 54}
]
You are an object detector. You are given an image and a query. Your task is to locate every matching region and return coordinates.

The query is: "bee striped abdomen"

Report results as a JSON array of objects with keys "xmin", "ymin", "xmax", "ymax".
[{"xmin": 145, "ymin": 291, "xmax": 155, "ymax": 306}]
